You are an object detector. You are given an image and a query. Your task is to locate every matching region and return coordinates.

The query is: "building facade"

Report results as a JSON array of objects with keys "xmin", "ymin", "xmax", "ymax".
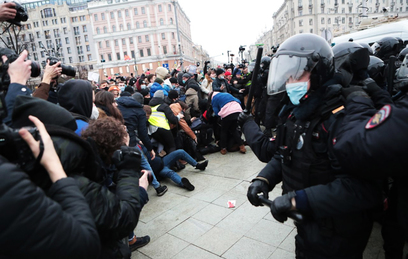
[
  {"xmin": 88, "ymin": 0, "xmax": 200, "ymax": 79},
  {"xmin": 271, "ymin": 0, "xmax": 408, "ymax": 46},
  {"xmin": 18, "ymin": 0, "xmax": 97, "ymax": 78}
]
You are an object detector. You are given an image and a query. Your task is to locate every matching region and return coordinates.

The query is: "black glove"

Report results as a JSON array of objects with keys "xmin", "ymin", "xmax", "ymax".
[
  {"xmin": 247, "ymin": 178, "xmax": 270, "ymax": 207},
  {"xmin": 270, "ymin": 191, "xmax": 297, "ymax": 223},
  {"xmin": 341, "ymin": 86, "xmax": 369, "ymax": 100},
  {"xmin": 237, "ymin": 111, "xmax": 253, "ymax": 128},
  {"xmin": 361, "ymin": 78, "xmax": 383, "ymax": 96},
  {"xmin": 112, "ymin": 146, "xmax": 142, "ymax": 174}
]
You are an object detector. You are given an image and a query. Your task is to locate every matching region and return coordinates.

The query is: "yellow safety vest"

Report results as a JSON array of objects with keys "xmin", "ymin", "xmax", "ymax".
[{"xmin": 148, "ymin": 105, "xmax": 170, "ymax": 130}]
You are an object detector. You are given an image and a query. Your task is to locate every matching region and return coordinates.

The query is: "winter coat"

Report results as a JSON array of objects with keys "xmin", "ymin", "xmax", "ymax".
[
  {"xmin": 0, "ymin": 156, "xmax": 100, "ymax": 259},
  {"xmin": 200, "ymin": 78, "xmax": 212, "ymax": 99},
  {"xmin": 148, "ymin": 97, "xmax": 179, "ymax": 125},
  {"xmin": 170, "ymin": 102, "xmax": 196, "ymax": 140},
  {"xmin": 117, "ymin": 96, "xmax": 153, "ymax": 151},
  {"xmin": 4, "ymin": 83, "xmax": 32, "ymax": 126},
  {"xmin": 185, "ymin": 88, "xmax": 200, "ymax": 118},
  {"xmin": 149, "ymin": 82, "xmax": 169, "ymax": 97}
]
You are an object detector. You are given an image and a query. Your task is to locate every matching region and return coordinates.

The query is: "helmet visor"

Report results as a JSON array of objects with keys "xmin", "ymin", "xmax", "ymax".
[
  {"xmin": 371, "ymin": 42, "xmax": 381, "ymax": 55},
  {"xmin": 267, "ymin": 55, "xmax": 316, "ymax": 95},
  {"xmin": 396, "ymin": 54, "xmax": 408, "ymax": 79}
]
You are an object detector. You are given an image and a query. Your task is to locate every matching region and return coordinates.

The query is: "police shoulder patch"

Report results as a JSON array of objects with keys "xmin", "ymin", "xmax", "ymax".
[{"xmin": 365, "ymin": 104, "xmax": 391, "ymax": 130}]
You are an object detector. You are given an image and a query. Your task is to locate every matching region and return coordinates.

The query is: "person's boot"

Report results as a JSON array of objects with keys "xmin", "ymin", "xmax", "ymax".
[
  {"xmin": 220, "ymin": 148, "xmax": 227, "ymax": 155},
  {"xmin": 129, "ymin": 235, "xmax": 150, "ymax": 251},
  {"xmin": 195, "ymin": 160, "xmax": 208, "ymax": 171},
  {"xmin": 181, "ymin": 178, "xmax": 195, "ymax": 191},
  {"xmin": 239, "ymin": 145, "xmax": 246, "ymax": 154},
  {"xmin": 155, "ymin": 185, "xmax": 168, "ymax": 196}
]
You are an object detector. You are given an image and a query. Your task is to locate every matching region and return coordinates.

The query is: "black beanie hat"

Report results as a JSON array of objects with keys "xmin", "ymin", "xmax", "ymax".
[
  {"xmin": 154, "ymin": 78, "xmax": 164, "ymax": 84},
  {"xmin": 168, "ymin": 90, "xmax": 179, "ymax": 100},
  {"xmin": 124, "ymin": 86, "xmax": 135, "ymax": 94},
  {"xmin": 169, "ymin": 77, "xmax": 178, "ymax": 84},
  {"xmin": 182, "ymin": 73, "xmax": 192, "ymax": 78},
  {"xmin": 216, "ymin": 68, "xmax": 225, "ymax": 76},
  {"xmin": 12, "ymin": 95, "xmax": 77, "ymax": 131}
]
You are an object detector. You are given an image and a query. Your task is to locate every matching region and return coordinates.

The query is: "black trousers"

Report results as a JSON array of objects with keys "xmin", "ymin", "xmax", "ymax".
[
  {"xmin": 151, "ymin": 127, "xmax": 176, "ymax": 154},
  {"xmin": 219, "ymin": 112, "xmax": 242, "ymax": 149}
]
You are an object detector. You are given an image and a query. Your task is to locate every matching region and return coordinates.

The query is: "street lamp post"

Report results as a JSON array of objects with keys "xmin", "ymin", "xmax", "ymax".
[
  {"xmin": 227, "ymin": 50, "xmax": 231, "ymax": 64},
  {"xmin": 172, "ymin": 1, "xmax": 183, "ymax": 70}
]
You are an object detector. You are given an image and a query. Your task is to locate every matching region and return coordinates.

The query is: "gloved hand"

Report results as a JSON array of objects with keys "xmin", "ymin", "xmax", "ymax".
[
  {"xmin": 247, "ymin": 178, "xmax": 270, "ymax": 207},
  {"xmin": 112, "ymin": 146, "xmax": 142, "ymax": 174},
  {"xmin": 360, "ymin": 78, "xmax": 383, "ymax": 96},
  {"xmin": 341, "ymin": 86, "xmax": 368, "ymax": 100},
  {"xmin": 237, "ymin": 111, "xmax": 253, "ymax": 128},
  {"xmin": 270, "ymin": 191, "xmax": 296, "ymax": 223}
]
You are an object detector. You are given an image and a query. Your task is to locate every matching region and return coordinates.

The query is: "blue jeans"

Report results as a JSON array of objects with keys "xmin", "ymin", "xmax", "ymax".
[
  {"xmin": 162, "ymin": 149, "xmax": 197, "ymax": 168},
  {"xmin": 159, "ymin": 166, "xmax": 182, "ymax": 186},
  {"xmin": 140, "ymin": 149, "xmax": 160, "ymax": 189}
]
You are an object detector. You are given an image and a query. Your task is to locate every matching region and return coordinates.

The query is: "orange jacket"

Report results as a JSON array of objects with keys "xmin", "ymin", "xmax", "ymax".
[{"xmin": 169, "ymin": 102, "xmax": 196, "ymax": 140}]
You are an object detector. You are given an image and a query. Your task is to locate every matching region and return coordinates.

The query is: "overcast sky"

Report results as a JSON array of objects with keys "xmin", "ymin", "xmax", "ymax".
[{"xmin": 177, "ymin": 0, "xmax": 284, "ymax": 63}]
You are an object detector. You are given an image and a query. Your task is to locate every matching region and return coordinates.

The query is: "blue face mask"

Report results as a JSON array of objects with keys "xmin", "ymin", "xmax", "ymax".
[
  {"xmin": 182, "ymin": 80, "xmax": 186, "ymax": 84},
  {"xmin": 286, "ymin": 81, "xmax": 308, "ymax": 105},
  {"xmin": 211, "ymin": 77, "xmax": 215, "ymax": 80},
  {"xmin": 220, "ymin": 76, "xmax": 224, "ymax": 79}
]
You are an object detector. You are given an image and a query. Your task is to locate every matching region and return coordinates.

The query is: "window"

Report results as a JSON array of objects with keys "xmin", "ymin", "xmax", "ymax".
[
  {"xmin": 61, "ymin": 17, "xmax": 66, "ymax": 23},
  {"xmin": 101, "ymin": 13, "xmax": 105, "ymax": 20},
  {"xmin": 342, "ymin": 17, "xmax": 345, "ymax": 24},
  {"xmin": 100, "ymin": 54, "xmax": 104, "ymax": 60},
  {"xmin": 134, "ymin": 8, "xmax": 138, "ymax": 15},
  {"xmin": 86, "ymin": 45, "xmax": 90, "ymax": 52},
  {"xmin": 115, "ymin": 39, "xmax": 118, "ymax": 46},
  {"xmin": 161, "ymin": 33, "xmax": 165, "ymax": 39},
  {"xmin": 41, "ymin": 51, "xmax": 45, "ymax": 58},
  {"xmin": 71, "ymin": 17, "xmax": 78, "ymax": 22},
  {"xmin": 85, "ymin": 35, "xmax": 89, "ymax": 42},
  {"xmin": 33, "ymin": 53, "xmax": 38, "ymax": 61},
  {"xmin": 122, "ymin": 39, "xmax": 126, "ymax": 45},
  {"xmin": 83, "ymin": 25, "xmax": 87, "ymax": 33},
  {"xmin": 110, "ymin": 12, "xmax": 114, "ymax": 19},
  {"xmin": 139, "ymin": 49, "xmax": 144, "ymax": 57},
  {"xmin": 98, "ymin": 42, "xmax": 102, "ymax": 48},
  {"xmin": 299, "ymin": 10, "xmax": 302, "ymax": 15},
  {"xmin": 73, "ymin": 26, "xmax": 80, "ymax": 35},
  {"xmin": 145, "ymin": 35, "xmax": 149, "ymax": 42},
  {"xmin": 342, "ymin": 8, "xmax": 345, "ymax": 13},
  {"xmin": 168, "ymin": 4, "xmax": 171, "ymax": 11},
  {"xmin": 136, "ymin": 21, "xmax": 140, "ymax": 28},
  {"xmin": 69, "ymin": 57, "xmax": 73, "ymax": 63},
  {"xmin": 170, "ymin": 18, "xmax": 173, "ymax": 24},
  {"xmin": 160, "ymin": 18, "xmax": 164, "ymax": 25},
  {"xmin": 129, "ymin": 37, "xmax": 133, "ymax": 44},
  {"xmin": 321, "ymin": 17, "xmax": 325, "ymax": 24},
  {"xmin": 118, "ymin": 11, "xmax": 122, "ymax": 18},
  {"xmin": 125, "ymin": 9, "xmax": 129, "ymax": 17},
  {"xmin": 36, "ymin": 31, "xmax": 40, "ymax": 38},
  {"xmin": 67, "ymin": 47, "xmax": 71, "ymax": 54},
  {"xmin": 163, "ymin": 46, "xmax": 167, "ymax": 54},
  {"xmin": 131, "ymin": 50, "xmax": 135, "ymax": 58},
  {"xmin": 119, "ymin": 24, "xmax": 123, "ymax": 31},
  {"xmin": 79, "ymin": 16, "xmax": 85, "ymax": 21},
  {"xmin": 43, "ymin": 8, "xmax": 54, "ymax": 18},
  {"xmin": 328, "ymin": 18, "xmax": 331, "ymax": 24},
  {"xmin": 116, "ymin": 53, "xmax": 120, "ymax": 60},
  {"xmin": 124, "ymin": 51, "xmax": 127, "ymax": 57},
  {"xmin": 299, "ymin": 19, "xmax": 303, "ymax": 26},
  {"xmin": 143, "ymin": 20, "xmax": 147, "ymax": 28},
  {"xmin": 172, "ymin": 32, "xmax": 175, "ymax": 39},
  {"xmin": 65, "ymin": 37, "xmax": 69, "ymax": 44},
  {"xmin": 88, "ymin": 54, "xmax": 92, "ymax": 61},
  {"xmin": 309, "ymin": 18, "xmax": 313, "ymax": 25},
  {"xmin": 310, "ymin": 29, "xmax": 313, "ymax": 33},
  {"xmin": 94, "ymin": 14, "xmax": 98, "ymax": 21},
  {"xmin": 138, "ymin": 36, "xmax": 142, "ymax": 43},
  {"xmin": 112, "ymin": 25, "xmax": 116, "ymax": 32},
  {"xmin": 158, "ymin": 5, "xmax": 162, "ymax": 12},
  {"xmin": 141, "ymin": 7, "xmax": 145, "ymax": 14},
  {"xmin": 127, "ymin": 23, "xmax": 131, "ymax": 30},
  {"xmin": 108, "ymin": 53, "xmax": 112, "ymax": 61},
  {"xmin": 106, "ymin": 40, "xmax": 110, "ymax": 47},
  {"xmin": 147, "ymin": 48, "xmax": 151, "ymax": 56},
  {"xmin": 104, "ymin": 26, "xmax": 107, "ymax": 33}
]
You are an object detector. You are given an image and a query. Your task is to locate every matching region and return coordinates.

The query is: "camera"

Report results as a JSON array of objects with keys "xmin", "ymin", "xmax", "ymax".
[
  {"xmin": 0, "ymin": 48, "xmax": 41, "ymax": 90},
  {"xmin": 205, "ymin": 61, "xmax": 210, "ymax": 65},
  {"xmin": 47, "ymin": 57, "xmax": 76, "ymax": 77},
  {"xmin": 0, "ymin": 95, "xmax": 40, "ymax": 173},
  {"xmin": 239, "ymin": 46, "xmax": 246, "ymax": 52},
  {"xmin": 6, "ymin": 2, "xmax": 28, "ymax": 26}
]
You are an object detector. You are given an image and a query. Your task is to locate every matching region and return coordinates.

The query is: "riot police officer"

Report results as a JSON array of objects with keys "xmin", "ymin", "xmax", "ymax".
[{"xmin": 247, "ymin": 33, "xmax": 382, "ymax": 258}]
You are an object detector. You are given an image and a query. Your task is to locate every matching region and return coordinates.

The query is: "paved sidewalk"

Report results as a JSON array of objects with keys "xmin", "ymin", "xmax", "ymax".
[{"xmin": 132, "ymin": 147, "xmax": 390, "ymax": 259}]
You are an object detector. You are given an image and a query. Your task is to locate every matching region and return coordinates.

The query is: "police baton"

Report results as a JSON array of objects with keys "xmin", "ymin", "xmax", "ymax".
[
  {"xmin": 244, "ymin": 45, "xmax": 263, "ymax": 114},
  {"xmin": 387, "ymin": 55, "xmax": 396, "ymax": 95},
  {"xmin": 258, "ymin": 195, "xmax": 304, "ymax": 223}
]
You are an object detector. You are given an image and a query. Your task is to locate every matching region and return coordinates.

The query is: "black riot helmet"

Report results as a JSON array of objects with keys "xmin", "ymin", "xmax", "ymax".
[
  {"xmin": 367, "ymin": 56, "xmax": 385, "ymax": 87},
  {"xmin": 397, "ymin": 47, "xmax": 408, "ymax": 62},
  {"xmin": 260, "ymin": 56, "xmax": 271, "ymax": 69},
  {"xmin": 358, "ymin": 42, "xmax": 374, "ymax": 55},
  {"xmin": 267, "ymin": 33, "xmax": 334, "ymax": 95},
  {"xmin": 371, "ymin": 37, "xmax": 402, "ymax": 62}
]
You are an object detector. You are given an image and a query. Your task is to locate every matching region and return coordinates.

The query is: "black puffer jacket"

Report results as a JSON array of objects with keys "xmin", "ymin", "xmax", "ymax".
[
  {"xmin": 0, "ymin": 156, "xmax": 100, "ymax": 259},
  {"xmin": 117, "ymin": 96, "xmax": 153, "ymax": 151},
  {"xmin": 148, "ymin": 97, "xmax": 179, "ymax": 125}
]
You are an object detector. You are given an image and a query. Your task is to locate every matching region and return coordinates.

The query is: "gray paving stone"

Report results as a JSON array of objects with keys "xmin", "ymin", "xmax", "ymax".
[
  {"xmin": 138, "ymin": 233, "xmax": 189, "ymax": 259},
  {"xmin": 193, "ymin": 226, "xmax": 242, "ymax": 256},
  {"xmin": 192, "ymin": 203, "xmax": 234, "ymax": 225},
  {"xmin": 223, "ymin": 236, "xmax": 276, "ymax": 259},
  {"xmin": 169, "ymin": 197, "xmax": 210, "ymax": 218},
  {"xmin": 168, "ymin": 218, "xmax": 213, "ymax": 243},
  {"xmin": 216, "ymin": 201, "xmax": 270, "ymax": 235},
  {"xmin": 212, "ymin": 181, "xmax": 250, "ymax": 209},
  {"xmin": 139, "ymin": 192, "xmax": 188, "ymax": 223},
  {"xmin": 245, "ymin": 219, "xmax": 294, "ymax": 247},
  {"xmin": 268, "ymin": 248, "xmax": 296, "ymax": 259},
  {"xmin": 278, "ymin": 229, "xmax": 297, "ymax": 253},
  {"xmin": 172, "ymin": 245, "xmax": 222, "ymax": 259},
  {"xmin": 131, "ymin": 250, "xmax": 151, "ymax": 259}
]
